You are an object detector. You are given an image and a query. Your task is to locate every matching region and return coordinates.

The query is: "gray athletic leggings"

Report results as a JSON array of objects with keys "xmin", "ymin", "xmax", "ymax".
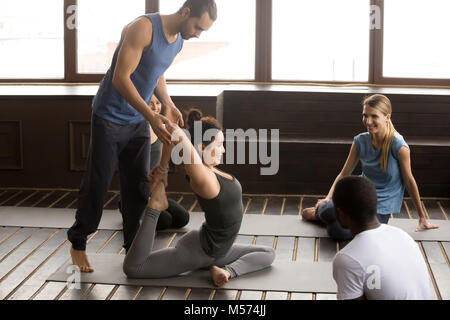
[{"xmin": 123, "ymin": 208, "xmax": 276, "ymax": 279}]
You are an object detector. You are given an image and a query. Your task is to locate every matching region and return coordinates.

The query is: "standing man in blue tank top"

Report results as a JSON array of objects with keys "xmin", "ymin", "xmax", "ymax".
[{"xmin": 68, "ymin": 0, "xmax": 217, "ymax": 272}]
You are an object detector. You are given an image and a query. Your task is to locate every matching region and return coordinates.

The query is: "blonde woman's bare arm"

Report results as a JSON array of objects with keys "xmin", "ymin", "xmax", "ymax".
[
  {"xmin": 316, "ymin": 143, "xmax": 360, "ymax": 209},
  {"xmin": 398, "ymin": 147, "xmax": 439, "ymax": 231}
]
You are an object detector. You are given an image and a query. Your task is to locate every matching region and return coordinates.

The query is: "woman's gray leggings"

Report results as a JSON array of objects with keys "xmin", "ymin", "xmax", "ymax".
[{"xmin": 123, "ymin": 208, "xmax": 276, "ymax": 279}]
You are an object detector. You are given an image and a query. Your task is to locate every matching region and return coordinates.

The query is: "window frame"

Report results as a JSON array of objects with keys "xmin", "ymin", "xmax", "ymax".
[
  {"xmin": 372, "ymin": 0, "xmax": 450, "ymax": 86},
  {"xmin": 63, "ymin": 0, "xmax": 157, "ymax": 83},
  {"xmin": 0, "ymin": 0, "xmax": 449, "ymax": 86}
]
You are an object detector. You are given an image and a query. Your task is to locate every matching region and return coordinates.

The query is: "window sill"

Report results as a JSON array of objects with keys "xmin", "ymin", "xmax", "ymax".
[{"xmin": 0, "ymin": 83, "xmax": 450, "ymax": 97}]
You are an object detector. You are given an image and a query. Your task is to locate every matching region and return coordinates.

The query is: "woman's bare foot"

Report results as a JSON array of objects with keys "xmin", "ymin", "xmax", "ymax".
[
  {"xmin": 148, "ymin": 181, "xmax": 169, "ymax": 212},
  {"xmin": 70, "ymin": 247, "xmax": 94, "ymax": 272},
  {"xmin": 301, "ymin": 207, "xmax": 318, "ymax": 221},
  {"xmin": 210, "ymin": 266, "xmax": 230, "ymax": 287}
]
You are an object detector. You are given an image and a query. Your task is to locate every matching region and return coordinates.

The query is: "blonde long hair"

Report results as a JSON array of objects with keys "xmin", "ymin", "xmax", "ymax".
[{"xmin": 363, "ymin": 94, "xmax": 397, "ymax": 172}]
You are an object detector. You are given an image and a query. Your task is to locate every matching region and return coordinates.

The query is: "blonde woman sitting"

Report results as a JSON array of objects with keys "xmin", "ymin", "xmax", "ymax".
[{"xmin": 301, "ymin": 94, "xmax": 439, "ymax": 241}]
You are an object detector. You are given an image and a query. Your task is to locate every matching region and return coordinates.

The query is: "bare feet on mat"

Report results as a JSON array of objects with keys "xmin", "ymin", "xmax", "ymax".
[
  {"xmin": 301, "ymin": 207, "xmax": 317, "ymax": 221},
  {"xmin": 70, "ymin": 247, "xmax": 94, "ymax": 273},
  {"xmin": 210, "ymin": 266, "xmax": 230, "ymax": 287},
  {"xmin": 148, "ymin": 181, "xmax": 169, "ymax": 212},
  {"xmin": 416, "ymin": 218, "xmax": 439, "ymax": 232}
]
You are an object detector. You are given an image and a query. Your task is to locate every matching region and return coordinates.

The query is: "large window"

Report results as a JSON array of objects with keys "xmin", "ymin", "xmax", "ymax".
[
  {"xmin": 160, "ymin": 0, "xmax": 256, "ymax": 80},
  {"xmin": 0, "ymin": 0, "xmax": 64, "ymax": 79},
  {"xmin": 272, "ymin": 0, "xmax": 370, "ymax": 82},
  {"xmin": 0, "ymin": 0, "xmax": 448, "ymax": 86},
  {"xmin": 77, "ymin": 0, "xmax": 145, "ymax": 74},
  {"xmin": 383, "ymin": 0, "xmax": 450, "ymax": 79}
]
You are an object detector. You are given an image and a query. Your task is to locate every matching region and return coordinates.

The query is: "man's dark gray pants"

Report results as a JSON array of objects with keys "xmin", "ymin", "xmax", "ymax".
[{"xmin": 68, "ymin": 113, "xmax": 150, "ymax": 251}]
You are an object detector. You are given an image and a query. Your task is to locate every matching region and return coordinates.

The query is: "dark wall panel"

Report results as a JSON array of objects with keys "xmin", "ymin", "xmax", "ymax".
[
  {"xmin": 0, "ymin": 96, "xmax": 216, "ymax": 191},
  {"xmin": 0, "ymin": 120, "xmax": 23, "ymax": 169},
  {"xmin": 217, "ymin": 90, "xmax": 450, "ymax": 197},
  {"xmin": 1, "ymin": 89, "xmax": 449, "ymax": 197}
]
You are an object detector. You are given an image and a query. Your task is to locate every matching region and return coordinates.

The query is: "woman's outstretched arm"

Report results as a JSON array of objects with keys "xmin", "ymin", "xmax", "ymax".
[
  {"xmin": 315, "ymin": 143, "xmax": 360, "ymax": 209},
  {"xmin": 398, "ymin": 147, "xmax": 439, "ymax": 231},
  {"xmin": 154, "ymin": 123, "xmax": 220, "ymax": 199}
]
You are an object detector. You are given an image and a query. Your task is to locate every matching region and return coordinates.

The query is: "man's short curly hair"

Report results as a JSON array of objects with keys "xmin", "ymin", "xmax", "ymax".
[
  {"xmin": 178, "ymin": 0, "xmax": 217, "ymax": 21},
  {"xmin": 332, "ymin": 176, "xmax": 378, "ymax": 225}
]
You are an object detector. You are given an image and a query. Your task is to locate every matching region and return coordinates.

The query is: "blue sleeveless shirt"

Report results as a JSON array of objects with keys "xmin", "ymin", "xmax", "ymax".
[
  {"xmin": 92, "ymin": 13, "xmax": 183, "ymax": 125},
  {"xmin": 354, "ymin": 132, "xmax": 409, "ymax": 215}
]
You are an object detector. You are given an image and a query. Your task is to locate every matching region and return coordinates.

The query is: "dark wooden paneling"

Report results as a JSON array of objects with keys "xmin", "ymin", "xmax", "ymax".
[
  {"xmin": 216, "ymin": 90, "xmax": 450, "ymax": 197},
  {"xmin": 69, "ymin": 121, "xmax": 90, "ymax": 171},
  {"xmin": 0, "ymin": 90, "xmax": 449, "ymax": 197},
  {"xmin": 0, "ymin": 121, "xmax": 23, "ymax": 169},
  {"xmin": 218, "ymin": 139, "xmax": 449, "ymax": 197},
  {"xmin": 219, "ymin": 91, "xmax": 450, "ymax": 140},
  {"xmin": 0, "ymin": 96, "xmax": 93, "ymax": 188},
  {"xmin": 172, "ymin": 96, "xmax": 217, "ymax": 118},
  {"xmin": 0, "ymin": 95, "xmax": 216, "ymax": 191}
]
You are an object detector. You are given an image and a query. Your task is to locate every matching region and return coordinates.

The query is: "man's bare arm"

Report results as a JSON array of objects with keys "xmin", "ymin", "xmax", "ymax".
[
  {"xmin": 112, "ymin": 17, "xmax": 172, "ymax": 144},
  {"xmin": 112, "ymin": 17, "xmax": 154, "ymax": 121},
  {"xmin": 154, "ymin": 75, "xmax": 184, "ymax": 126}
]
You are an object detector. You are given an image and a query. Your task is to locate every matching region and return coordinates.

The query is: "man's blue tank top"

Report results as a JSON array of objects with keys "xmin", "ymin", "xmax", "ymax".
[{"xmin": 92, "ymin": 13, "xmax": 183, "ymax": 125}]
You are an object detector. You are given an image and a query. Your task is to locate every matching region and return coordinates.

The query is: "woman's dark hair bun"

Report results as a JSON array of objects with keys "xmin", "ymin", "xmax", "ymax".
[
  {"xmin": 186, "ymin": 108, "xmax": 203, "ymax": 130},
  {"xmin": 183, "ymin": 107, "xmax": 222, "ymax": 146}
]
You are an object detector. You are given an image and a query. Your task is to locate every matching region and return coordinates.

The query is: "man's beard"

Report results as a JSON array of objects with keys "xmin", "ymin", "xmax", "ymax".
[{"xmin": 181, "ymin": 32, "xmax": 193, "ymax": 40}]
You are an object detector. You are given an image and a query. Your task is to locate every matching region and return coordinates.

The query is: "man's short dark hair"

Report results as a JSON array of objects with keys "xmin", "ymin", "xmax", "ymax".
[
  {"xmin": 178, "ymin": 0, "xmax": 217, "ymax": 21},
  {"xmin": 332, "ymin": 176, "xmax": 378, "ymax": 225}
]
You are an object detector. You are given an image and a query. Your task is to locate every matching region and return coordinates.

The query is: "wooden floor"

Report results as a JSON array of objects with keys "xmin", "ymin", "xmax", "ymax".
[{"xmin": 0, "ymin": 188, "xmax": 449, "ymax": 300}]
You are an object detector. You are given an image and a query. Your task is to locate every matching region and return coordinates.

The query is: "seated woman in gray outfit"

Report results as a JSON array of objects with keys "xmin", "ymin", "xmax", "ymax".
[
  {"xmin": 301, "ymin": 94, "xmax": 438, "ymax": 241},
  {"xmin": 123, "ymin": 109, "xmax": 275, "ymax": 286}
]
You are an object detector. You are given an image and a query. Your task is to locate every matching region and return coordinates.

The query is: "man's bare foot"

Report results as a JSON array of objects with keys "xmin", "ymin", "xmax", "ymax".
[
  {"xmin": 148, "ymin": 181, "xmax": 168, "ymax": 211},
  {"xmin": 301, "ymin": 207, "xmax": 318, "ymax": 221},
  {"xmin": 210, "ymin": 266, "xmax": 230, "ymax": 287},
  {"xmin": 70, "ymin": 247, "xmax": 94, "ymax": 273}
]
